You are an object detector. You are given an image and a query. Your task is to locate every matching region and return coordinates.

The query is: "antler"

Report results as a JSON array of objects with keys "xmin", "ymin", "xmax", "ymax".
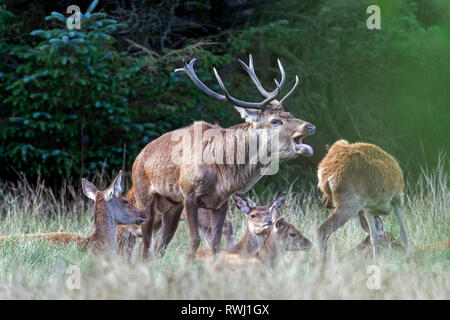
[
  {"xmin": 237, "ymin": 54, "xmax": 286, "ymax": 98},
  {"xmin": 175, "ymin": 58, "xmax": 281, "ymax": 110}
]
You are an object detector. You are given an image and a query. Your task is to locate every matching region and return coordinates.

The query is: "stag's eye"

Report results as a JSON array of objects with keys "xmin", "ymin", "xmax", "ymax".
[
  {"xmin": 271, "ymin": 119, "xmax": 283, "ymax": 125},
  {"xmin": 289, "ymin": 232, "xmax": 296, "ymax": 237},
  {"xmin": 250, "ymin": 213, "xmax": 256, "ymax": 219}
]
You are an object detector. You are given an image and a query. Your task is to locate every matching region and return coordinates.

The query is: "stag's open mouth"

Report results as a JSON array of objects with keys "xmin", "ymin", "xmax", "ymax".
[{"xmin": 292, "ymin": 134, "xmax": 313, "ymax": 156}]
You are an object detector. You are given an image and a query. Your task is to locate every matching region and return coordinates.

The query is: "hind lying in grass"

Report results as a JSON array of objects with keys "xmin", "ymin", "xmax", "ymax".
[
  {"xmin": 196, "ymin": 193, "xmax": 312, "ymax": 270},
  {"xmin": 0, "ymin": 171, "xmax": 147, "ymax": 252}
]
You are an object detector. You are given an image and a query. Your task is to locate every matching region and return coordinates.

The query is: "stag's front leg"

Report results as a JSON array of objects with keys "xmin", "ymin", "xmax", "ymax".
[
  {"xmin": 210, "ymin": 201, "xmax": 229, "ymax": 258},
  {"xmin": 184, "ymin": 195, "xmax": 201, "ymax": 257}
]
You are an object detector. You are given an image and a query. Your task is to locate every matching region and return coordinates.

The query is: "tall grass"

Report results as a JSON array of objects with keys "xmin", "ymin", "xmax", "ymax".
[{"xmin": 0, "ymin": 162, "xmax": 448, "ymax": 299}]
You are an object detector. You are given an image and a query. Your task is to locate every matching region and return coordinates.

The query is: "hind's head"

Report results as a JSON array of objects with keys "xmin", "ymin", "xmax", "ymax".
[{"xmin": 81, "ymin": 171, "xmax": 147, "ymax": 226}]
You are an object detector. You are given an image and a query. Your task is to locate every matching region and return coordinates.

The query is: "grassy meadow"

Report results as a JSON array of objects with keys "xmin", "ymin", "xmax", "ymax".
[{"xmin": 0, "ymin": 162, "xmax": 448, "ymax": 300}]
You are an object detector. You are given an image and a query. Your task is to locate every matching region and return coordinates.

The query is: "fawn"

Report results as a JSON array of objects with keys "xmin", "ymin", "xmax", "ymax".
[
  {"xmin": 317, "ymin": 140, "xmax": 408, "ymax": 263},
  {"xmin": 0, "ymin": 171, "xmax": 147, "ymax": 252},
  {"xmin": 197, "ymin": 193, "xmax": 312, "ymax": 269}
]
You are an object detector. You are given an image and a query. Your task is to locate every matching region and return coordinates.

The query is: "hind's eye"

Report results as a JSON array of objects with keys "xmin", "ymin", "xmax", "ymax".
[
  {"xmin": 289, "ymin": 232, "xmax": 296, "ymax": 237},
  {"xmin": 271, "ymin": 119, "xmax": 283, "ymax": 125},
  {"xmin": 250, "ymin": 214, "xmax": 256, "ymax": 218}
]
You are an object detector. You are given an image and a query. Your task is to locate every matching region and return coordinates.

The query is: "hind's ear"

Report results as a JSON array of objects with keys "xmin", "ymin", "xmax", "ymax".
[
  {"xmin": 104, "ymin": 170, "xmax": 123, "ymax": 201},
  {"xmin": 233, "ymin": 193, "xmax": 251, "ymax": 214},
  {"xmin": 270, "ymin": 206, "xmax": 281, "ymax": 221},
  {"xmin": 82, "ymin": 178, "xmax": 98, "ymax": 201}
]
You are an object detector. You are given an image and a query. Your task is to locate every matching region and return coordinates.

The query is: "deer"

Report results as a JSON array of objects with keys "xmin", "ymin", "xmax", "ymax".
[
  {"xmin": 198, "ymin": 193, "xmax": 312, "ymax": 270},
  {"xmin": 317, "ymin": 139, "xmax": 408, "ymax": 264},
  {"xmin": 115, "ymin": 188, "xmax": 234, "ymax": 259},
  {"xmin": 131, "ymin": 54, "xmax": 316, "ymax": 259},
  {"xmin": 0, "ymin": 171, "xmax": 147, "ymax": 253}
]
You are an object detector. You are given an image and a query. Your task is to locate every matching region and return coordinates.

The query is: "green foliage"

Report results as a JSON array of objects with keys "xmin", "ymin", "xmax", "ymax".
[{"xmin": 1, "ymin": 4, "xmax": 143, "ymax": 180}]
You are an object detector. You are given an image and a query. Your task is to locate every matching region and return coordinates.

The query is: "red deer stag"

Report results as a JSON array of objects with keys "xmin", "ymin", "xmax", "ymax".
[
  {"xmin": 0, "ymin": 171, "xmax": 147, "ymax": 253},
  {"xmin": 132, "ymin": 55, "xmax": 315, "ymax": 258},
  {"xmin": 317, "ymin": 140, "xmax": 408, "ymax": 263}
]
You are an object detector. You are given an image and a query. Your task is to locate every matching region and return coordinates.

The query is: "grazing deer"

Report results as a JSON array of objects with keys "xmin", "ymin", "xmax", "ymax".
[
  {"xmin": 131, "ymin": 54, "xmax": 315, "ymax": 258},
  {"xmin": 199, "ymin": 193, "xmax": 312, "ymax": 270},
  {"xmin": 317, "ymin": 140, "xmax": 408, "ymax": 263},
  {"xmin": 0, "ymin": 171, "xmax": 147, "ymax": 252}
]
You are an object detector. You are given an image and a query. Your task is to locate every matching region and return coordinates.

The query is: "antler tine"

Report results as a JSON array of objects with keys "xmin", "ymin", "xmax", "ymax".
[
  {"xmin": 175, "ymin": 59, "xmax": 226, "ymax": 101},
  {"xmin": 237, "ymin": 54, "xmax": 286, "ymax": 98},
  {"xmin": 213, "ymin": 68, "xmax": 280, "ymax": 110},
  {"xmin": 279, "ymin": 75, "xmax": 299, "ymax": 105},
  {"xmin": 175, "ymin": 58, "xmax": 280, "ymax": 111},
  {"xmin": 276, "ymin": 58, "xmax": 286, "ymax": 88}
]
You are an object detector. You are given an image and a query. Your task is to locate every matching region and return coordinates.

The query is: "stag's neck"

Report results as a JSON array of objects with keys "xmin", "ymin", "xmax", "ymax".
[
  {"xmin": 222, "ymin": 122, "xmax": 272, "ymax": 194},
  {"xmin": 227, "ymin": 227, "xmax": 267, "ymax": 255}
]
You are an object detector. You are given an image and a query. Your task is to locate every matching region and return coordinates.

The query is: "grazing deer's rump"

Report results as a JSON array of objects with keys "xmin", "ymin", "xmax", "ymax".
[
  {"xmin": 0, "ymin": 171, "xmax": 147, "ymax": 253},
  {"xmin": 132, "ymin": 55, "xmax": 315, "ymax": 259},
  {"xmin": 317, "ymin": 140, "xmax": 408, "ymax": 263}
]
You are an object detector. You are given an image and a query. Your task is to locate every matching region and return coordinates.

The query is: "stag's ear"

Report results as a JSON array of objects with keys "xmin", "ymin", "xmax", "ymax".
[
  {"xmin": 82, "ymin": 178, "xmax": 99, "ymax": 201},
  {"xmin": 104, "ymin": 170, "xmax": 123, "ymax": 201},
  {"xmin": 269, "ymin": 193, "xmax": 286, "ymax": 210},
  {"xmin": 233, "ymin": 193, "xmax": 251, "ymax": 214},
  {"xmin": 234, "ymin": 107, "xmax": 262, "ymax": 123}
]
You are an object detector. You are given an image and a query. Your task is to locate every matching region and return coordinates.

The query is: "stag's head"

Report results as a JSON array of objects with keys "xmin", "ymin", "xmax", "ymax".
[{"xmin": 175, "ymin": 55, "xmax": 315, "ymax": 160}]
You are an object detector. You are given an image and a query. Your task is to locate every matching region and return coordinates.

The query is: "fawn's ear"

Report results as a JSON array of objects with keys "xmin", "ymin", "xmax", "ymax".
[
  {"xmin": 269, "ymin": 192, "xmax": 286, "ymax": 210},
  {"xmin": 274, "ymin": 217, "xmax": 286, "ymax": 230},
  {"xmin": 104, "ymin": 170, "xmax": 123, "ymax": 201},
  {"xmin": 82, "ymin": 178, "xmax": 99, "ymax": 201},
  {"xmin": 233, "ymin": 193, "xmax": 251, "ymax": 214}
]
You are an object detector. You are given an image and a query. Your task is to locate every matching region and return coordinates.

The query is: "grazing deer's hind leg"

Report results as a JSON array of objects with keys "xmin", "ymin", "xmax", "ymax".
[
  {"xmin": 153, "ymin": 202, "xmax": 183, "ymax": 257},
  {"xmin": 364, "ymin": 212, "xmax": 381, "ymax": 259},
  {"xmin": 210, "ymin": 201, "xmax": 229, "ymax": 257},
  {"xmin": 318, "ymin": 197, "xmax": 362, "ymax": 264},
  {"xmin": 391, "ymin": 195, "xmax": 408, "ymax": 253},
  {"xmin": 185, "ymin": 196, "xmax": 201, "ymax": 257}
]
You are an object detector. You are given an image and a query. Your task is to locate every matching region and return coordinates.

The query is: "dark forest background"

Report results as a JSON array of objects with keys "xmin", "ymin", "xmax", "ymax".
[{"xmin": 1, "ymin": 0, "xmax": 449, "ymax": 191}]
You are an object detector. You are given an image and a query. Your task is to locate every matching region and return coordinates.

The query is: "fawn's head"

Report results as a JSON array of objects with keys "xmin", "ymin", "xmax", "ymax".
[
  {"xmin": 267, "ymin": 203, "xmax": 312, "ymax": 251},
  {"xmin": 233, "ymin": 193, "xmax": 287, "ymax": 235},
  {"xmin": 81, "ymin": 171, "xmax": 147, "ymax": 225},
  {"xmin": 176, "ymin": 54, "xmax": 315, "ymax": 159}
]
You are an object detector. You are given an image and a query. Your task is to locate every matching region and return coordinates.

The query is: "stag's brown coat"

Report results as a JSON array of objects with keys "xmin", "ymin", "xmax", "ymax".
[{"xmin": 131, "ymin": 55, "xmax": 315, "ymax": 258}]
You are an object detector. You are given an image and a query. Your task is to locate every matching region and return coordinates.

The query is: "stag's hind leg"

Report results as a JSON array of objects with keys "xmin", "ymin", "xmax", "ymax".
[
  {"xmin": 184, "ymin": 195, "xmax": 201, "ymax": 257},
  {"xmin": 210, "ymin": 201, "xmax": 229, "ymax": 257},
  {"xmin": 153, "ymin": 201, "xmax": 184, "ymax": 257}
]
